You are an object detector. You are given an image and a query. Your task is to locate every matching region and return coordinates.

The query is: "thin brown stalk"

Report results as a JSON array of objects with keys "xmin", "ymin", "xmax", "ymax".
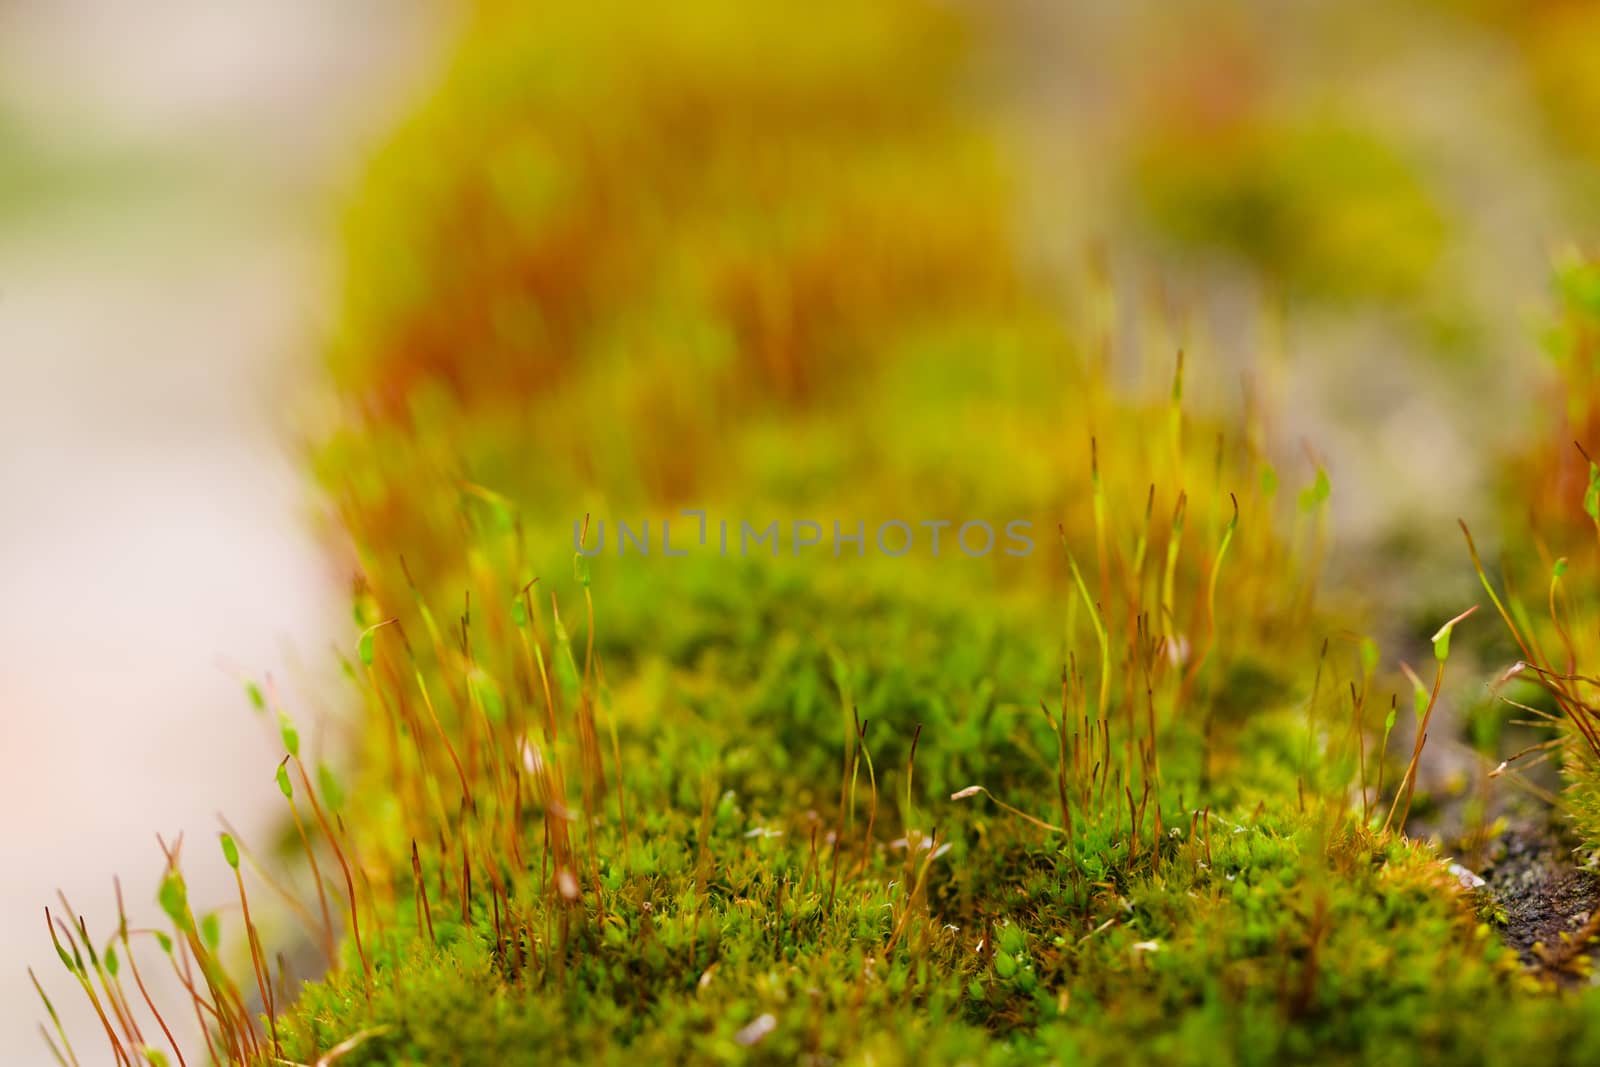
[
  {"xmin": 279, "ymin": 757, "xmax": 337, "ymax": 964},
  {"xmin": 291, "ymin": 755, "xmax": 371, "ymax": 997},
  {"xmin": 29, "ymin": 966, "xmax": 80, "ymax": 1067},
  {"xmin": 46, "ymin": 908, "xmax": 130, "ymax": 1067},
  {"xmin": 412, "ymin": 840, "xmax": 436, "ymax": 946}
]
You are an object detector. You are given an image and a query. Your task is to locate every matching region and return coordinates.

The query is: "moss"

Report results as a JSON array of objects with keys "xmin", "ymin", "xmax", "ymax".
[{"xmin": 33, "ymin": 3, "xmax": 1600, "ymax": 1066}]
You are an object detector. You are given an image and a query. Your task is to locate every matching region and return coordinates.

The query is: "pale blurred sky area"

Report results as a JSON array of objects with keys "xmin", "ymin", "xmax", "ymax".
[{"xmin": 0, "ymin": 2, "xmax": 445, "ymax": 1061}]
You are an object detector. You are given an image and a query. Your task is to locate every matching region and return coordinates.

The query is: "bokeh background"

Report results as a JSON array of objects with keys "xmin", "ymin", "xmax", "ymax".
[
  {"xmin": 0, "ymin": 1, "xmax": 442, "ymax": 1058},
  {"xmin": 4, "ymin": 0, "xmax": 1600, "ymax": 1061}
]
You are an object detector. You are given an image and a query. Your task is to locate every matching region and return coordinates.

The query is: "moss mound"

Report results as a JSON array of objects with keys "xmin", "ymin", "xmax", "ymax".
[{"xmin": 33, "ymin": 3, "xmax": 1600, "ymax": 1066}]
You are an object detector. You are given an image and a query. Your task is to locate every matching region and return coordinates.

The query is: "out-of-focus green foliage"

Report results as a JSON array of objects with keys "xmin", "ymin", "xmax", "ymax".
[
  {"xmin": 1439, "ymin": 0, "xmax": 1600, "ymax": 171},
  {"xmin": 1134, "ymin": 114, "xmax": 1446, "ymax": 302}
]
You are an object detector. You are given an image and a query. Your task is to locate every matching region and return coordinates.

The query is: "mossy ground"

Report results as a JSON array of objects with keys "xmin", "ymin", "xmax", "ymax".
[{"xmin": 32, "ymin": 2, "xmax": 1600, "ymax": 1065}]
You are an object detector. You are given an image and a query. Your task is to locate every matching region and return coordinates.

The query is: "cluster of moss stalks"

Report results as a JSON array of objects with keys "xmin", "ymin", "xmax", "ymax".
[{"xmin": 30, "ymin": 2, "xmax": 1600, "ymax": 1064}]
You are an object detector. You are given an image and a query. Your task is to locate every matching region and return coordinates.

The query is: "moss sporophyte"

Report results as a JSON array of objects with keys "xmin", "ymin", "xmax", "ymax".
[{"xmin": 30, "ymin": 0, "xmax": 1600, "ymax": 1063}]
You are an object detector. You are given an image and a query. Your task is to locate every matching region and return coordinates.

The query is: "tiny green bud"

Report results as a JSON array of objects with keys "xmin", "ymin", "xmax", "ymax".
[
  {"xmin": 1260, "ymin": 464, "xmax": 1278, "ymax": 497},
  {"xmin": 78, "ymin": 930, "xmax": 98, "ymax": 969},
  {"xmin": 1299, "ymin": 468, "xmax": 1331, "ymax": 511},
  {"xmin": 200, "ymin": 913, "xmax": 221, "ymax": 952},
  {"xmin": 358, "ymin": 629, "xmax": 376, "ymax": 666},
  {"xmin": 244, "ymin": 681, "xmax": 265, "ymax": 712},
  {"xmin": 317, "ymin": 762, "xmax": 345, "ymax": 812},
  {"xmin": 158, "ymin": 874, "xmax": 190, "ymax": 932},
  {"xmin": 276, "ymin": 763, "xmax": 293, "ymax": 800},
  {"xmin": 1431, "ymin": 605, "xmax": 1478, "ymax": 663},
  {"xmin": 220, "ymin": 833, "xmax": 239, "ymax": 870},
  {"xmin": 279, "ymin": 713, "xmax": 300, "ymax": 759}
]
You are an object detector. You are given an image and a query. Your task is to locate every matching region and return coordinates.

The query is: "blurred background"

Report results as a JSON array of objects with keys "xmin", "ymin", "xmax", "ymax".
[
  {"xmin": 0, "ymin": 0, "xmax": 444, "ymax": 1058},
  {"xmin": 4, "ymin": 0, "xmax": 1600, "ymax": 1061},
  {"xmin": 994, "ymin": 0, "xmax": 1598, "ymax": 540}
]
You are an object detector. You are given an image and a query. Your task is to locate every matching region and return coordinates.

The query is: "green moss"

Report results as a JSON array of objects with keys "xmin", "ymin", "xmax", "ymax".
[{"xmin": 34, "ymin": 3, "xmax": 1600, "ymax": 1066}]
